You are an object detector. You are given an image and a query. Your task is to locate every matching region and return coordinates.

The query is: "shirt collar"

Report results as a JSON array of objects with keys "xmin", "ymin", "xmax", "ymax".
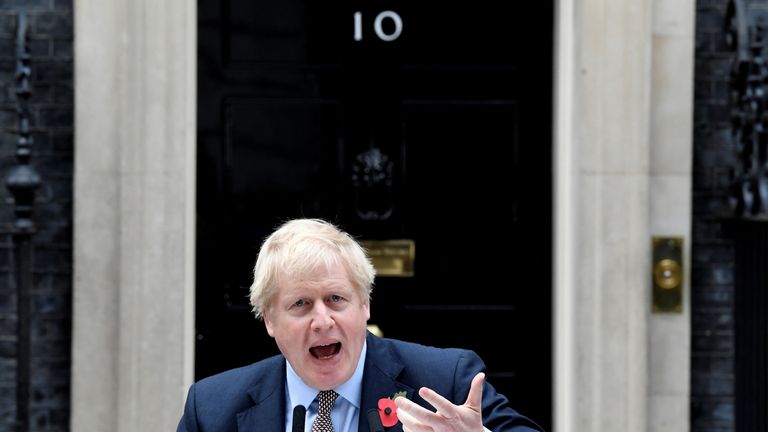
[{"xmin": 286, "ymin": 340, "xmax": 367, "ymax": 410}]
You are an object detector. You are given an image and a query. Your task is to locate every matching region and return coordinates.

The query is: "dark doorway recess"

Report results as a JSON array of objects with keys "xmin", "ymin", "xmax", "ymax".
[
  {"xmin": 197, "ymin": 1, "xmax": 553, "ymax": 428},
  {"xmin": 729, "ymin": 222, "xmax": 768, "ymax": 432}
]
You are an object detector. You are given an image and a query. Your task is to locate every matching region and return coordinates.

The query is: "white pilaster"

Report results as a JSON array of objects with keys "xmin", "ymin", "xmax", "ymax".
[
  {"xmin": 555, "ymin": 0, "xmax": 657, "ymax": 430},
  {"xmin": 71, "ymin": 0, "xmax": 196, "ymax": 430},
  {"xmin": 648, "ymin": 0, "xmax": 694, "ymax": 430}
]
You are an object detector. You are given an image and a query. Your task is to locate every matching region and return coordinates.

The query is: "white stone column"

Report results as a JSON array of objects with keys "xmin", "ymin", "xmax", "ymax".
[
  {"xmin": 556, "ymin": 0, "xmax": 693, "ymax": 430},
  {"xmin": 647, "ymin": 0, "xmax": 694, "ymax": 430},
  {"xmin": 71, "ymin": 0, "xmax": 196, "ymax": 431},
  {"xmin": 555, "ymin": 0, "xmax": 654, "ymax": 430}
]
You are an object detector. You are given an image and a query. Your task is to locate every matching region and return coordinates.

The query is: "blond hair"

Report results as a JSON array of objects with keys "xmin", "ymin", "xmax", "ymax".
[{"xmin": 249, "ymin": 219, "xmax": 376, "ymax": 319}]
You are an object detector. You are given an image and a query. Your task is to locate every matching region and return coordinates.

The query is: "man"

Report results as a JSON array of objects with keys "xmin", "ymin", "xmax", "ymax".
[{"xmin": 178, "ymin": 219, "xmax": 543, "ymax": 431}]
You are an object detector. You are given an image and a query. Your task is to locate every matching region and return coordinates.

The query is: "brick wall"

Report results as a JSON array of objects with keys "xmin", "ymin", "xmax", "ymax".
[
  {"xmin": 0, "ymin": 0, "xmax": 73, "ymax": 431},
  {"xmin": 693, "ymin": 0, "xmax": 737, "ymax": 430}
]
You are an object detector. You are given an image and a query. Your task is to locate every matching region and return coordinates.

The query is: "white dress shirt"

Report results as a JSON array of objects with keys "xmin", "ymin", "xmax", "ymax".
[{"xmin": 285, "ymin": 342, "xmax": 367, "ymax": 432}]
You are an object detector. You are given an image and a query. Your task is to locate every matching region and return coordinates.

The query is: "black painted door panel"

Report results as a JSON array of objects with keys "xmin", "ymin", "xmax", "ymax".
[{"xmin": 197, "ymin": 1, "xmax": 552, "ymax": 428}]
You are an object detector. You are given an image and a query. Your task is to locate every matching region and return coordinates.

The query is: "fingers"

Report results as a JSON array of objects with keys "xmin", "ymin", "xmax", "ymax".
[
  {"xmin": 416, "ymin": 372, "xmax": 485, "ymax": 417},
  {"xmin": 397, "ymin": 404, "xmax": 429, "ymax": 431},
  {"xmin": 465, "ymin": 372, "xmax": 485, "ymax": 411},
  {"xmin": 395, "ymin": 395, "xmax": 442, "ymax": 425},
  {"xmin": 417, "ymin": 386, "xmax": 459, "ymax": 419},
  {"xmin": 395, "ymin": 374, "xmax": 486, "ymax": 432}
]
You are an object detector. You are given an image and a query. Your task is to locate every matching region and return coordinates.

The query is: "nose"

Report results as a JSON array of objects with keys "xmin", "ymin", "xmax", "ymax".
[{"xmin": 310, "ymin": 303, "xmax": 334, "ymax": 331}]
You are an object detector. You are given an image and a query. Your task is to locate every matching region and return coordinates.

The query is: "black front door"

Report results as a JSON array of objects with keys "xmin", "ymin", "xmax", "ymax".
[{"xmin": 196, "ymin": 1, "xmax": 553, "ymax": 428}]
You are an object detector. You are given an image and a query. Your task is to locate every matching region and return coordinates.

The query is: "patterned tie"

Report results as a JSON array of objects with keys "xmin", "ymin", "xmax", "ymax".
[{"xmin": 311, "ymin": 390, "xmax": 339, "ymax": 432}]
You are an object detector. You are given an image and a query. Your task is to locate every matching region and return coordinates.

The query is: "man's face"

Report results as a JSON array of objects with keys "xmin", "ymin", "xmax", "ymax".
[{"xmin": 263, "ymin": 264, "xmax": 370, "ymax": 390}]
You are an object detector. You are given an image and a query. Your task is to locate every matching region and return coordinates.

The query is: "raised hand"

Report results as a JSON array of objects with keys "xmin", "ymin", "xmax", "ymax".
[{"xmin": 394, "ymin": 372, "xmax": 486, "ymax": 432}]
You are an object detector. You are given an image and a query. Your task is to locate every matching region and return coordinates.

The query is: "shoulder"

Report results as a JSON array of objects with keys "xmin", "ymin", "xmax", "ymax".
[
  {"xmin": 192, "ymin": 355, "xmax": 284, "ymax": 404},
  {"xmin": 178, "ymin": 355, "xmax": 286, "ymax": 431},
  {"xmin": 368, "ymin": 335, "xmax": 485, "ymax": 394},
  {"xmin": 373, "ymin": 335, "xmax": 482, "ymax": 368}
]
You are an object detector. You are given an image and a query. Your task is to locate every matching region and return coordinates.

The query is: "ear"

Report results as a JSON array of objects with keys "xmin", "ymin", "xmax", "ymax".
[
  {"xmin": 263, "ymin": 309, "xmax": 275, "ymax": 337},
  {"xmin": 363, "ymin": 301, "xmax": 370, "ymax": 321}
]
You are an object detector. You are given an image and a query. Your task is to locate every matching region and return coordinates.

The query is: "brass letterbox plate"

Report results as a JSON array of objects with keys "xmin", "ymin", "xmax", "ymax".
[
  {"xmin": 360, "ymin": 239, "xmax": 415, "ymax": 277},
  {"xmin": 652, "ymin": 237, "xmax": 683, "ymax": 313}
]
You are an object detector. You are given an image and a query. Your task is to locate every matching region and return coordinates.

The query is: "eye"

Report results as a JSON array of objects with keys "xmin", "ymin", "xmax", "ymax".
[
  {"xmin": 329, "ymin": 294, "xmax": 343, "ymax": 303},
  {"xmin": 291, "ymin": 299, "xmax": 307, "ymax": 308}
]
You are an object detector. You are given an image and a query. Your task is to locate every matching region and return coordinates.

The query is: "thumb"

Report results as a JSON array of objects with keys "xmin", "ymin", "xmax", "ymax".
[{"xmin": 465, "ymin": 372, "xmax": 485, "ymax": 410}]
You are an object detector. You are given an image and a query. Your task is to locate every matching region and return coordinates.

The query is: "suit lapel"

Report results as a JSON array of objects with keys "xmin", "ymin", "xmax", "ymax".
[
  {"xmin": 358, "ymin": 333, "xmax": 414, "ymax": 432},
  {"xmin": 236, "ymin": 357, "xmax": 287, "ymax": 432}
]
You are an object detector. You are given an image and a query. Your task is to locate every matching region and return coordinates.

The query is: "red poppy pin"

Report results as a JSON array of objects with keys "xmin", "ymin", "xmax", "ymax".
[{"xmin": 378, "ymin": 391, "xmax": 407, "ymax": 427}]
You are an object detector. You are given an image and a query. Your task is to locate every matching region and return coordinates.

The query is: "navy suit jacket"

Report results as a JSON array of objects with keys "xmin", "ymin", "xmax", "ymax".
[{"xmin": 177, "ymin": 333, "xmax": 543, "ymax": 432}]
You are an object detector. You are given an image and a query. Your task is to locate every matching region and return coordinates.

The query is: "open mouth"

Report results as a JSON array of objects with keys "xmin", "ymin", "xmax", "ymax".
[{"xmin": 309, "ymin": 342, "xmax": 341, "ymax": 360}]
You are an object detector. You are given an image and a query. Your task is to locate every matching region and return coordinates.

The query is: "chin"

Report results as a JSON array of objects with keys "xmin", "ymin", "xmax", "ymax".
[{"xmin": 312, "ymin": 370, "xmax": 349, "ymax": 390}]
